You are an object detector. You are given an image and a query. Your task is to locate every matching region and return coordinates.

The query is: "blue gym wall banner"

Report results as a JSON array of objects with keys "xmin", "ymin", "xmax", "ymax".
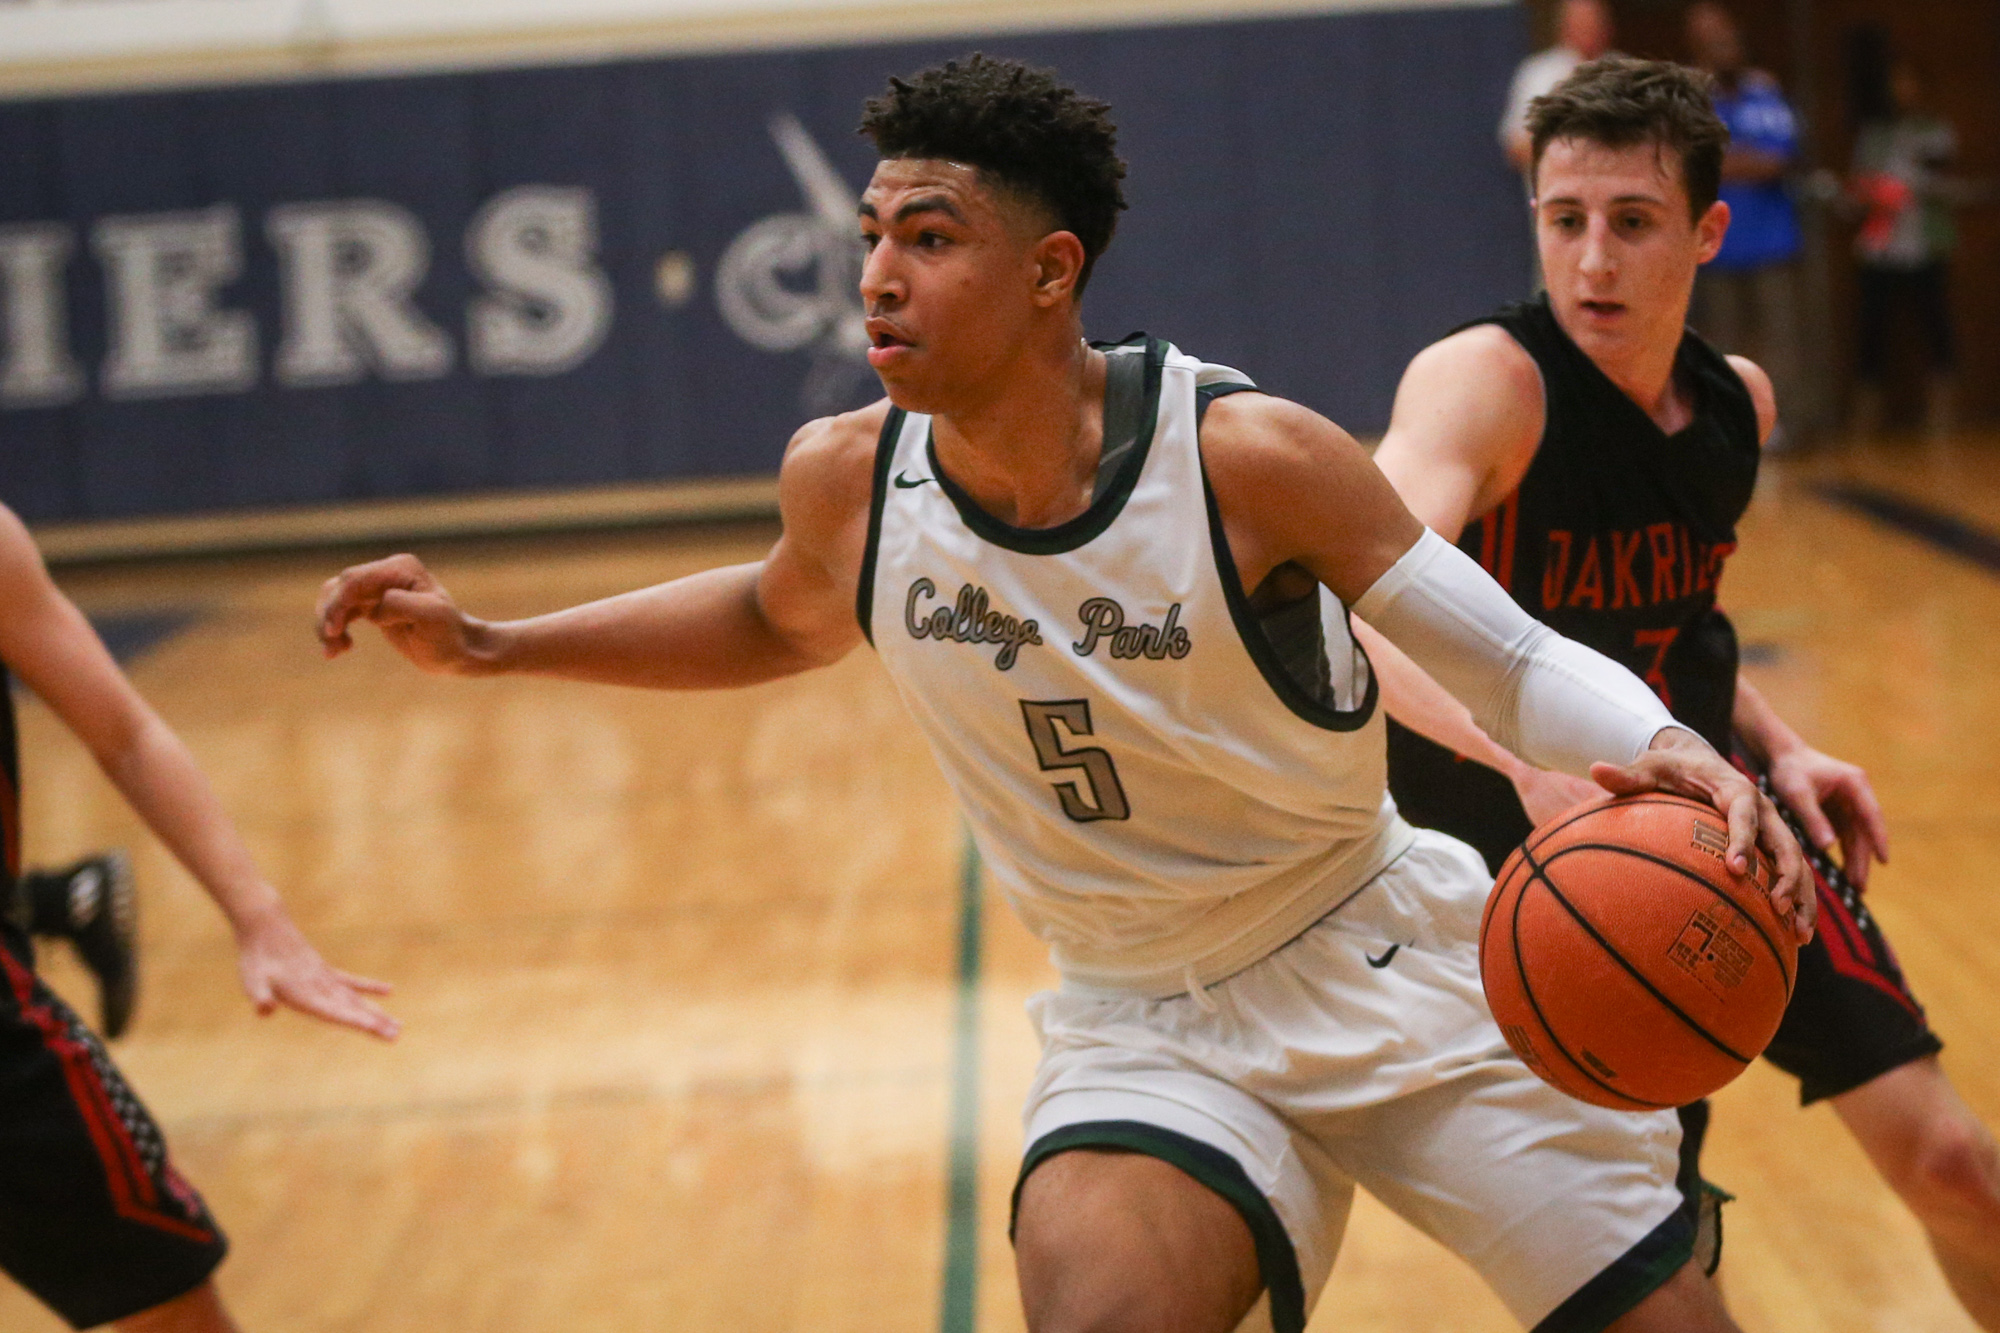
[{"xmin": 0, "ymin": 5, "xmax": 1527, "ymax": 524}]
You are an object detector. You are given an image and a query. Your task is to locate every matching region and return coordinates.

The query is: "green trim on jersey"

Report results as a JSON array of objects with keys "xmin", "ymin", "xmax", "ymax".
[
  {"xmin": 1197, "ymin": 462, "xmax": 1380, "ymax": 734},
  {"xmin": 856, "ymin": 406, "xmax": 905, "ymax": 645},
  {"xmin": 925, "ymin": 336, "xmax": 1166, "ymax": 557}
]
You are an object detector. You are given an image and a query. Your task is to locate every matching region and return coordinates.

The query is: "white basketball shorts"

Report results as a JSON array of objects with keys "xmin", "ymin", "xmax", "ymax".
[{"xmin": 1015, "ymin": 829, "xmax": 1692, "ymax": 1333}]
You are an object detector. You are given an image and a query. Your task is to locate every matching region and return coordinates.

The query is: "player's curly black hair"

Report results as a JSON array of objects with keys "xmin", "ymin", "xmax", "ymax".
[
  {"xmin": 858, "ymin": 54, "xmax": 1128, "ymax": 293},
  {"xmin": 1528, "ymin": 56, "xmax": 1729, "ymax": 220}
]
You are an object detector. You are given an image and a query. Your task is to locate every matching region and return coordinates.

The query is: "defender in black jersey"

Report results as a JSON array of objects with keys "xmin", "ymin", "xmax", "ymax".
[
  {"xmin": 1365, "ymin": 57, "xmax": 2000, "ymax": 1327},
  {"xmin": 0, "ymin": 501, "xmax": 398, "ymax": 1332}
]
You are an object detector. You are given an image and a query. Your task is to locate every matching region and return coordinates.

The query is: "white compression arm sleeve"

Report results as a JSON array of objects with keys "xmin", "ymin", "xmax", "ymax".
[{"xmin": 1353, "ymin": 528, "xmax": 1690, "ymax": 777}]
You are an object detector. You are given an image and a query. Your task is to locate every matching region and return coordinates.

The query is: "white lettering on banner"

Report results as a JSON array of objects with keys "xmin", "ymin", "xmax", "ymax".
[
  {"xmin": 94, "ymin": 205, "xmax": 257, "ymax": 399},
  {"xmin": 715, "ymin": 112, "xmax": 870, "ymax": 414},
  {"xmin": 466, "ymin": 186, "xmax": 613, "ymax": 376},
  {"xmin": 268, "ymin": 200, "xmax": 454, "ymax": 385},
  {"xmin": 716, "ymin": 215, "xmax": 846, "ymax": 353},
  {"xmin": 0, "ymin": 138, "xmax": 878, "ymax": 413},
  {"xmin": 0, "ymin": 223, "xmax": 84, "ymax": 408}
]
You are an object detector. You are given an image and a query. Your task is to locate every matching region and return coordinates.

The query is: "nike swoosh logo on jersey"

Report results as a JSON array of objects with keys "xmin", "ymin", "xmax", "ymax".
[
  {"xmin": 893, "ymin": 472, "xmax": 934, "ymax": 488},
  {"xmin": 1366, "ymin": 944, "xmax": 1400, "ymax": 969}
]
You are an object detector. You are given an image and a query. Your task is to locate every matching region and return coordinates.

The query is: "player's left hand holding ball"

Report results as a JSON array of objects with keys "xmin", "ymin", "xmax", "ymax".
[
  {"xmin": 1590, "ymin": 727, "xmax": 1816, "ymax": 942},
  {"xmin": 317, "ymin": 554, "xmax": 489, "ymax": 675}
]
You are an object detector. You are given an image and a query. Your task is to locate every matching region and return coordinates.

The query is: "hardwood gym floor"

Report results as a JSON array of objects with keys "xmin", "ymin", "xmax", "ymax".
[{"xmin": 4, "ymin": 431, "xmax": 1997, "ymax": 1332}]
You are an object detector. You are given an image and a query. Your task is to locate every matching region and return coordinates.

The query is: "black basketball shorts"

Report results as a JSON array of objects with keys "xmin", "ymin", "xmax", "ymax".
[
  {"xmin": 1758, "ymin": 836, "xmax": 1943, "ymax": 1104},
  {"xmin": 0, "ymin": 920, "xmax": 226, "ymax": 1329},
  {"xmin": 1723, "ymin": 749, "xmax": 1942, "ymax": 1103}
]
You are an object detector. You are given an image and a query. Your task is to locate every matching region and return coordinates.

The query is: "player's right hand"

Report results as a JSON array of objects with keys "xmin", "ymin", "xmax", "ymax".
[
  {"xmin": 316, "ymin": 553, "xmax": 490, "ymax": 674},
  {"xmin": 1594, "ymin": 728, "xmax": 1816, "ymax": 943}
]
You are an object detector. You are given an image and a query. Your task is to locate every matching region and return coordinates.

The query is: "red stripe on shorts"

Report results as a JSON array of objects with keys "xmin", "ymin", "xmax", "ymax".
[
  {"xmin": 1812, "ymin": 875, "xmax": 1924, "ymax": 1020},
  {"xmin": 0, "ymin": 944, "xmax": 216, "ymax": 1242}
]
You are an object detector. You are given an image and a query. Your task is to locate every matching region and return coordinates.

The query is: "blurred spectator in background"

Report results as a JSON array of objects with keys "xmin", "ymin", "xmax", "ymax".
[
  {"xmin": 1500, "ymin": 0, "xmax": 1615, "ymax": 288},
  {"xmin": 1850, "ymin": 57, "xmax": 1961, "ymax": 437},
  {"xmin": 1687, "ymin": 1, "xmax": 1810, "ymax": 447},
  {"xmin": 1499, "ymin": 0, "xmax": 1614, "ymax": 174}
]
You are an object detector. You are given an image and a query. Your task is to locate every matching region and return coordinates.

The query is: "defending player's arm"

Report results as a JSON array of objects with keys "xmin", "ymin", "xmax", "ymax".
[
  {"xmin": 1200, "ymin": 390, "xmax": 1814, "ymax": 935},
  {"xmin": 317, "ymin": 408, "xmax": 880, "ymax": 687},
  {"xmin": 0, "ymin": 505, "xmax": 398, "ymax": 1039},
  {"xmin": 1360, "ymin": 329, "xmax": 1607, "ymax": 822}
]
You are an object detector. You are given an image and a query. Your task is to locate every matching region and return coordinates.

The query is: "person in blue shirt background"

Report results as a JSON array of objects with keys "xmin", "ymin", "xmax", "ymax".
[{"xmin": 1687, "ymin": 1, "xmax": 1813, "ymax": 446}]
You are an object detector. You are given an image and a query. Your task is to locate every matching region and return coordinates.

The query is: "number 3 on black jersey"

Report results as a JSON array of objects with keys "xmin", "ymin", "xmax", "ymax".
[{"xmin": 1019, "ymin": 700, "xmax": 1131, "ymax": 822}]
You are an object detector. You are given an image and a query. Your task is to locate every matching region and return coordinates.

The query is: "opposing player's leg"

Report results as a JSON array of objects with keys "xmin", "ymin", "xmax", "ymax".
[
  {"xmin": 114, "ymin": 1279, "xmax": 239, "ymax": 1333},
  {"xmin": 1834, "ymin": 1058, "xmax": 2000, "ymax": 1330},
  {"xmin": 1015, "ymin": 1148, "xmax": 1261, "ymax": 1333},
  {"xmin": 1744, "ymin": 787, "xmax": 1998, "ymax": 1326}
]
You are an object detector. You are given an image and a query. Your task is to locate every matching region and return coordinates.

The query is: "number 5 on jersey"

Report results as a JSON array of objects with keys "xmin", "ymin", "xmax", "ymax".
[{"xmin": 1019, "ymin": 699, "xmax": 1131, "ymax": 822}]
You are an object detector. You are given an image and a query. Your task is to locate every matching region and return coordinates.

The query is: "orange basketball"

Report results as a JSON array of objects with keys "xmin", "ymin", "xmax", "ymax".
[{"xmin": 1480, "ymin": 793, "xmax": 1799, "ymax": 1111}]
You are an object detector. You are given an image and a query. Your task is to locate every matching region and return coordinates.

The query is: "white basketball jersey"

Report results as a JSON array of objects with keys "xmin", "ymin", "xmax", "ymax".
[{"xmin": 862, "ymin": 335, "xmax": 1414, "ymax": 997}]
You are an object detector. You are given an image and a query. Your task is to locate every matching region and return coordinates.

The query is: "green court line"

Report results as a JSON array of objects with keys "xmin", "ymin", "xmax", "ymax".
[{"xmin": 939, "ymin": 832, "xmax": 984, "ymax": 1333}]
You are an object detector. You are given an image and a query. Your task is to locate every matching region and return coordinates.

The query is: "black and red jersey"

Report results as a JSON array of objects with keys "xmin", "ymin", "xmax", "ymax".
[{"xmin": 1387, "ymin": 294, "xmax": 1760, "ymax": 871}]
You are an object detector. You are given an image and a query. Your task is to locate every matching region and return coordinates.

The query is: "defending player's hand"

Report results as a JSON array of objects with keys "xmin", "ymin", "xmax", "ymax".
[
  {"xmin": 1510, "ymin": 766, "xmax": 1606, "ymax": 828},
  {"xmin": 316, "ymin": 553, "xmax": 489, "ymax": 674},
  {"xmin": 1590, "ymin": 729, "xmax": 1816, "ymax": 943},
  {"xmin": 234, "ymin": 906, "xmax": 399, "ymax": 1040},
  {"xmin": 1764, "ymin": 744, "xmax": 1890, "ymax": 890}
]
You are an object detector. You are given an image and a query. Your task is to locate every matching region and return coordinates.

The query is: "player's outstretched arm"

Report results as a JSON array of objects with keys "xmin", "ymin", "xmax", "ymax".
[
  {"xmin": 1201, "ymin": 392, "xmax": 1813, "ymax": 937},
  {"xmin": 317, "ymin": 408, "xmax": 882, "ymax": 689},
  {"xmin": 1352, "ymin": 617, "xmax": 1604, "ymax": 826},
  {"xmin": 0, "ymin": 504, "xmax": 398, "ymax": 1038}
]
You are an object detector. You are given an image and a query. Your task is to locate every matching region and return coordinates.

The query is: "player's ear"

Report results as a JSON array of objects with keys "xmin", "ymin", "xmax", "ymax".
[
  {"xmin": 1030, "ymin": 230, "xmax": 1087, "ymax": 307},
  {"xmin": 1694, "ymin": 199, "xmax": 1730, "ymax": 265}
]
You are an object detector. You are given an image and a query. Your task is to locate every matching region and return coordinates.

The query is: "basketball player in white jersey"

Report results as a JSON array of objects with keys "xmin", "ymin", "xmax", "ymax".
[{"xmin": 317, "ymin": 55, "xmax": 1810, "ymax": 1333}]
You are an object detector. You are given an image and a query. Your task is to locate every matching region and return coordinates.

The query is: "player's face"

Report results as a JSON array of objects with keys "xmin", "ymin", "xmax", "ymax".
[
  {"xmin": 1534, "ymin": 137, "xmax": 1728, "ymax": 368},
  {"xmin": 857, "ymin": 158, "xmax": 1056, "ymax": 414}
]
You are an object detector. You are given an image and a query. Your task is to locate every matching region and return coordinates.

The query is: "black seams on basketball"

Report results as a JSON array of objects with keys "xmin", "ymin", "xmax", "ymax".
[{"xmin": 1479, "ymin": 793, "xmax": 1798, "ymax": 1110}]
